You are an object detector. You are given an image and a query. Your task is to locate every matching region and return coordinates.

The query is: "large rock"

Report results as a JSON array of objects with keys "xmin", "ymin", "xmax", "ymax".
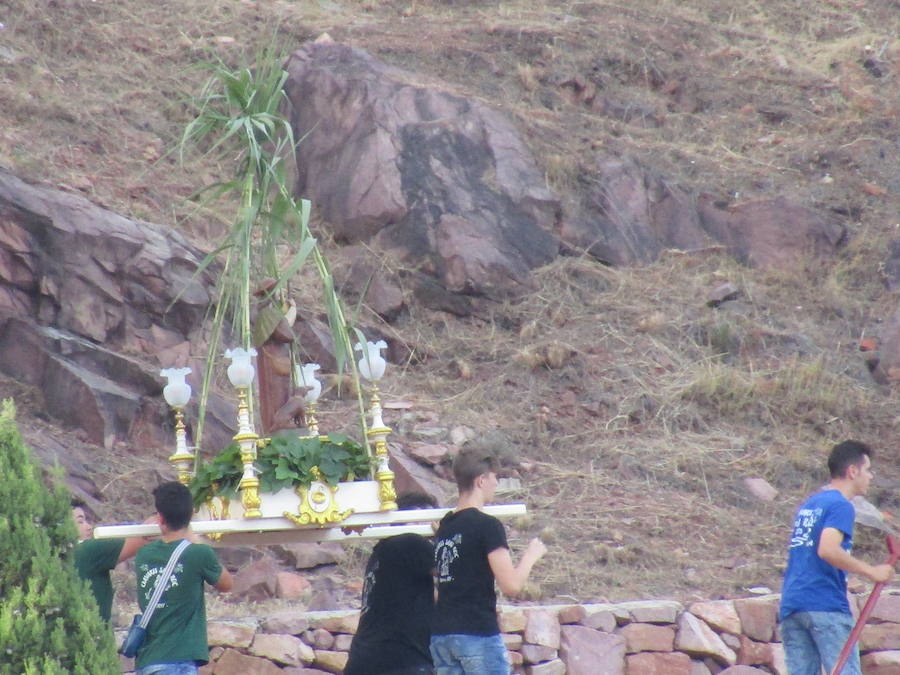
[
  {"xmin": 872, "ymin": 306, "xmax": 900, "ymax": 385},
  {"xmin": 870, "ymin": 593, "xmax": 900, "ymax": 623},
  {"xmin": 559, "ymin": 625, "xmax": 626, "ymax": 675},
  {"xmin": 231, "ymin": 556, "xmax": 282, "ymax": 601},
  {"xmin": 0, "ymin": 169, "xmax": 239, "ymax": 454},
  {"xmin": 860, "ymin": 623, "xmax": 900, "ymax": 651},
  {"xmin": 260, "ymin": 613, "xmax": 311, "ymax": 636},
  {"xmin": 561, "ymin": 155, "xmax": 711, "ymax": 265},
  {"xmin": 0, "ymin": 169, "xmax": 210, "ymax": 346},
  {"xmin": 626, "ymin": 652, "xmax": 692, "ymax": 675},
  {"xmin": 207, "ymin": 620, "xmax": 258, "ymax": 649},
  {"xmin": 283, "ymin": 42, "xmax": 560, "ymax": 308},
  {"xmin": 213, "ymin": 648, "xmax": 283, "ymax": 675},
  {"xmin": 388, "ymin": 443, "xmax": 454, "ymax": 505},
  {"xmin": 331, "ymin": 245, "xmax": 406, "ymax": 322},
  {"xmin": 527, "ymin": 660, "xmax": 566, "ymax": 675},
  {"xmin": 274, "ymin": 542, "xmax": 345, "ymax": 570},
  {"xmin": 563, "ymin": 156, "xmax": 846, "ymax": 271},
  {"xmin": 521, "ymin": 644, "xmax": 558, "ymax": 664},
  {"xmin": 675, "ymin": 612, "xmax": 737, "ymax": 665},
  {"xmin": 617, "ymin": 600, "xmax": 683, "ymax": 624},
  {"xmin": 732, "ymin": 595, "xmax": 778, "ymax": 643},
  {"xmin": 312, "ymin": 650, "xmax": 348, "ymax": 674},
  {"xmin": 736, "ymin": 635, "xmax": 773, "ymax": 667},
  {"xmin": 697, "ymin": 195, "xmax": 845, "ymax": 269},
  {"xmin": 249, "ymin": 633, "xmax": 315, "ymax": 667},
  {"xmin": 861, "ymin": 650, "xmax": 900, "ymax": 674},
  {"xmin": 616, "ymin": 623, "xmax": 675, "ymax": 653},
  {"xmin": 525, "ymin": 609, "xmax": 562, "ymax": 649},
  {"xmin": 689, "ymin": 600, "xmax": 742, "ymax": 635},
  {"xmin": 581, "ymin": 605, "xmax": 619, "ymax": 632}
]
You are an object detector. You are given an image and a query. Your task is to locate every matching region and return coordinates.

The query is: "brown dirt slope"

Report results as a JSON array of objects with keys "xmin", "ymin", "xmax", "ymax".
[{"xmin": 1, "ymin": 0, "xmax": 899, "ymax": 604}]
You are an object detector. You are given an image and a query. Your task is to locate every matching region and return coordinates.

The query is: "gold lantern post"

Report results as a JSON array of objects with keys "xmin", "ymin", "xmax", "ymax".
[
  {"xmin": 161, "ymin": 367, "xmax": 195, "ymax": 486},
  {"xmin": 355, "ymin": 340, "xmax": 397, "ymax": 511},
  {"xmin": 225, "ymin": 347, "xmax": 262, "ymax": 518}
]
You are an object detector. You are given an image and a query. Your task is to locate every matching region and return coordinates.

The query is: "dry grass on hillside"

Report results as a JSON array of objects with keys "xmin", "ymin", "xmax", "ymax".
[
  {"xmin": 2, "ymin": 0, "xmax": 900, "ymax": 606},
  {"xmin": 385, "ymin": 251, "xmax": 900, "ymax": 600}
]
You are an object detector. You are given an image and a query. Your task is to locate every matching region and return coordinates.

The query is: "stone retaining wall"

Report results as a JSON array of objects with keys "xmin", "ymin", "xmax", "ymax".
[{"xmin": 119, "ymin": 591, "xmax": 900, "ymax": 674}]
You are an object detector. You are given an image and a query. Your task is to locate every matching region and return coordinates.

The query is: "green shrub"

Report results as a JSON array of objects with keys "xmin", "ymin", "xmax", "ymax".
[
  {"xmin": 0, "ymin": 400, "xmax": 120, "ymax": 675},
  {"xmin": 190, "ymin": 432, "xmax": 373, "ymax": 506}
]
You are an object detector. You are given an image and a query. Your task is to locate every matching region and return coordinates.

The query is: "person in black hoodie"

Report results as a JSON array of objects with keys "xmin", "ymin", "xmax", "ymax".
[
  {"xmin": 345, "ymin": 492, "xmax": 439, "ymax": 675},
  {"xmin": 430, "ymin": 449, "xmax": 546, "ymax": 675}
]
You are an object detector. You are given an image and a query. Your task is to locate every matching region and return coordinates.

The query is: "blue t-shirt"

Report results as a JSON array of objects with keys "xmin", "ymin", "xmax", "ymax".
[{"xmin": 779, "ymin": 489, "xmax": 855, "ymax": 620}]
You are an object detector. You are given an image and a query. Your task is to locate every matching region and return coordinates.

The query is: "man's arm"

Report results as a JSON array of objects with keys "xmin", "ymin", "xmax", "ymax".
[
  {"xmin": 213, "ymin": 566, "xmax": 234, "ymax": 592},
  {"xmin": 818, "ymin": 527, "xmax": 894, "ymax": 583},
  {"xmin": 117, "ymin": 516, "xmax": 159, "ymax": 562},
  {"xmin": 487, "ymin": 537, "xmax": 547, "ymax": 597},
  {"xmin": 117, "ymin": 537, "xmax": 149, "ymax": 563}
]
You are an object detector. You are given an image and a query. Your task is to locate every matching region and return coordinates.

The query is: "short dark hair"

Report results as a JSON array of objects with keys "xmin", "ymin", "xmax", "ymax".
[
  {"xmin": 396, "ymin": 492, "xmax": 438, "ymax": 510},
  {"xmin": 153, "ymin": 481, "xmax": 193, "ymax": 530},
  {"xmin": 452, "ymin": 449, "xmax": 500, "ymax": 493},
  {"xmin": 828, "ymin": 440, "xmax": 872, "ymax": 478},
  {"xmin": 70, "ymin": 497, "xmax": 93, "ymax": 521}
]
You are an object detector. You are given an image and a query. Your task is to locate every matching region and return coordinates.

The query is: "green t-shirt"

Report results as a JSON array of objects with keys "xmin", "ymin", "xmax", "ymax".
[
  {"xmin": 134, "ymin": 540, "xmax": 222, "ymax": 669},
  {"xmin": 74, "ymin": 538, "xmax": 125, "ymax": 623}
]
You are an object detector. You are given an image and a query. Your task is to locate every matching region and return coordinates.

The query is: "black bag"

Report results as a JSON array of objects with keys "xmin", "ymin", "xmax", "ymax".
[{"xmin": 119, "ymin": 614, "xmax": 146, "ymax": 657}]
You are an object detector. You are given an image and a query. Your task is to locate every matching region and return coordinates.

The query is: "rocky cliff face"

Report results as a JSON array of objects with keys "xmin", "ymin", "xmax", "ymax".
[{"xmin": 0, "ymin": 169, "xmax": 237, "ymax": 462}]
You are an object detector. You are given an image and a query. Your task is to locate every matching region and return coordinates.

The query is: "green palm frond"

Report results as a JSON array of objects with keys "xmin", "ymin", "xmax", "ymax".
[{"xmin": 178, "ymin": 40, "xmax": 370, "ymax": 468}]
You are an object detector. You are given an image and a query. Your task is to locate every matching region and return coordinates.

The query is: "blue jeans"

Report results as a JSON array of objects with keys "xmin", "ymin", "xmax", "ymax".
[
  {"xmin": 137, "ymin": 663, "xmax": 198, "ymax": 675},
  {"xmin": 430, "ymin": 634, "xmax": 509, "ymax": 675},
  {"xmin": 780, "ymin": 611, "xmax": 860, "ymax": 675}
]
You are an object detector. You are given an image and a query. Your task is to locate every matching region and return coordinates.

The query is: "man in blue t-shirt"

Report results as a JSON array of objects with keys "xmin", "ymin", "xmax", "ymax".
[{"xmin": 779, "ymin": 440, "xmax": 895, "ymax": 675}]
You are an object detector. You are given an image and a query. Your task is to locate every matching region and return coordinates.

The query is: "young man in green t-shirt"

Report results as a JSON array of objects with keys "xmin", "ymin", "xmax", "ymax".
[
  {"xmin": 134, "ymin": 481, "xmax": 233, "ymax": 675},
  {"xmin": 72, "ymin": 498, "xmax": 149, "ymax": 623}
]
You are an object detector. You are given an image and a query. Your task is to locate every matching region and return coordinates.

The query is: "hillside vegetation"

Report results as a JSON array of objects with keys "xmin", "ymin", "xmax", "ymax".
[{"xmin": 1, "ymin": 0, "xmax": 899, "ymax": 604}]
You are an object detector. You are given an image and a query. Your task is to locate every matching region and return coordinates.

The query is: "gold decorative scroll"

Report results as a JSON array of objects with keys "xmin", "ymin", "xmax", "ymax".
[{"xmin": 283, "ymin": 467, "xmax": 354, "ymax": 526}]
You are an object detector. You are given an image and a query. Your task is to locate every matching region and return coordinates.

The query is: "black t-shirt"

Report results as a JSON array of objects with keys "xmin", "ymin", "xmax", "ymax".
[
  {"xmin": 344, "ymin": 533, "xmax": 435, "ymax": 675},
  {"xmin": 432, "ymin": 508, "xmax": 508, "ymax": 637}
]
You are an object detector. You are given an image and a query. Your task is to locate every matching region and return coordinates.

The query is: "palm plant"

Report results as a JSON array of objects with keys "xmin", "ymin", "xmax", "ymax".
[{"xmin": 178, "ymin": 45, "xmax": 370, "ymax": 467}]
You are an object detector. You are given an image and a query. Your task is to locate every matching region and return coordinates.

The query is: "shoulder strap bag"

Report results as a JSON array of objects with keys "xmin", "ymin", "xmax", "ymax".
[{"xmin": 119, "ymin": 539, "xmax": 191, "ymax": 658}]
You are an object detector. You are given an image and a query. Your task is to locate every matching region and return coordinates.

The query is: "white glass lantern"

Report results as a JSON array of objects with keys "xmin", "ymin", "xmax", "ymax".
[
  {"xmin": 295, "ymin": 362, "xmax": 322, "ymax": 403},
  {"xmin": 354, "ymin": 340, "xmax": 387, "ymax": 382},
  {"xmin": 225, "ymin": 347, "xmax": 257, "ymax": 387},
  {"xmin": 160, "ymin": 367, "xmax": 192, "ymax": 408}
]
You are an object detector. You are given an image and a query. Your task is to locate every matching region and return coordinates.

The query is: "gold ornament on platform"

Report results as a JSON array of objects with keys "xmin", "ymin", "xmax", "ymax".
[{"xmin": 284, "ymin": 467, "xmax": 354, "ymax": 526}]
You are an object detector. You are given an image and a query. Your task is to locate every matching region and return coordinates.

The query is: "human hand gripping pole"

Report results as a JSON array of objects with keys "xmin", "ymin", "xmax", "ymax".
[
  {"xmin": 119, "ymin": 539, "xmax": 191, "ymax": 658},
  {"xmin": 829, "ymin": 532, "xmax": 898, "ymax": 675}
]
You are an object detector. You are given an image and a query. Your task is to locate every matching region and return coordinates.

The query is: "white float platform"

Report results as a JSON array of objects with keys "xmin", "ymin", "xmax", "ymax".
[{"xmin": 93, "ymin": 504, "xmax": 527, "ymax": 545}]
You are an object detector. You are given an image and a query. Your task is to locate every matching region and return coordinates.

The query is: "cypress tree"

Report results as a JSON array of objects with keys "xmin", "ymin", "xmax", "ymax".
[{"xmin": 0, "ymin": 399, "xmax": 120, "ymax": 674}]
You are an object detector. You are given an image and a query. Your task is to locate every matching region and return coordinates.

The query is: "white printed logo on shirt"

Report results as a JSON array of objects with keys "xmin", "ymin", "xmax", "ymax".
[
  {"xmin": 138, "ymin": 562, "xmax": 184, "ymax": 609},
  {"xmin": 435, "ymin": 534, "xmax": 461, "ymax": 583},
  {"xmin": 789, "ymin": 507, "xmax": 823, "ymax": 548}
]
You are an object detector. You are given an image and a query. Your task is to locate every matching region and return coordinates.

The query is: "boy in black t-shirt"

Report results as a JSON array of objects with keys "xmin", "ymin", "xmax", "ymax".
[
  {"xmin": 431, "ymin": 449, "xmax": 546, "ymax": 675},
  {"xmin": 345, "ymin": 492, "xmax": 439, "ymax": 675}
]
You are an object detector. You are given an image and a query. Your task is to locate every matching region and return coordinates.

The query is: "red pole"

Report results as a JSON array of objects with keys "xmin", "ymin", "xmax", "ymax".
[{"xmin": 830, "ymin": 534, "xmax": 899, "ymax": 675}]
